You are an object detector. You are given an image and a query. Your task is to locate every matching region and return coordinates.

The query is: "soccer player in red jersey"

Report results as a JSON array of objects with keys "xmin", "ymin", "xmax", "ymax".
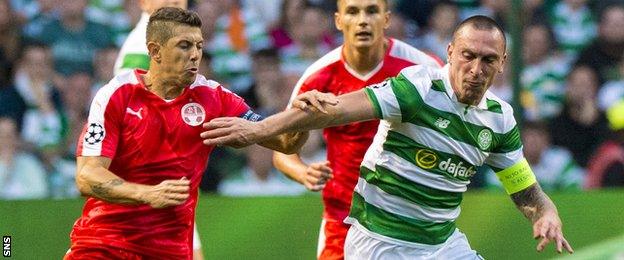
[
  {"xmin": 65, "ymin": 8, "xmax": 309, "ymax": 260},
  {"xmin": 272, "ymin": 0, "xmax": 442, "ymax": 259}
]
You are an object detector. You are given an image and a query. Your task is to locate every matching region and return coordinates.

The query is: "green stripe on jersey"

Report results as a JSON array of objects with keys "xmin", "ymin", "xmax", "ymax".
[
  {"xmin": 350, "ymin": 192, "xmax": 456, "ymax": 245},
  {"xmin": 361, "ymin": 166, "xmax": 463, "ymax": 209},
  {"xmin": 390, "ymin": 73, "xmax": 522, "ymax": 152},
  {"xmin": 431, "ymin": 79, "xmax": 446, "ymax": 92},
  {"xmin": 365, "ymin": 88, "xmax": 383, "ymax": 119},
  {"xmin": 121, "ymin": 53, "xmax": 150, "ymax": 70},
  {"xmin": 384, "ymin": 131, "xmax": 477, "ymax": 181},
  {"xmin": 486, "ymin": 99, "xmax": 503, "ymax": 114}
]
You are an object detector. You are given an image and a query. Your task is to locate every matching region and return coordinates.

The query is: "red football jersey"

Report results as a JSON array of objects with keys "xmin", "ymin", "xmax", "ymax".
[
  {"xmin": 289, "ymin": 38, "xmax": 442, "ymax": 221},
  {"xmin": 72, "ymin": 70, "xmax": 249, "ymax": 259}
]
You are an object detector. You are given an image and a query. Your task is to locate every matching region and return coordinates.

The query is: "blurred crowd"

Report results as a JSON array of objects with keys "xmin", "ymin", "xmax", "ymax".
[{"xmin": 1, "ymin": 0, "xmax": 623, "ymax": 200}]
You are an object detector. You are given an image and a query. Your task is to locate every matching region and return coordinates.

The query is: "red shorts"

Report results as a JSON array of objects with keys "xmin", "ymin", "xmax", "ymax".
[
  {"xmin": 64, "ymin": 245, "xmax": 143, "ymax": 260},
  {"xmin": 318, "ymin": 218, "xmax": 350, "ymax": 260}
]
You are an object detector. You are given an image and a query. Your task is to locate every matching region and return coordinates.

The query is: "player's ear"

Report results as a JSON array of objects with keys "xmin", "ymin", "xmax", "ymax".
[
  {"xmin": 147, "ymin": 41, "xmax": 161, "ymax": 63},
  {"xmin": 334, "ymin": 12, "xmax": 343, "ymax": 31},
  {"xmin": 383, "ymin": 11, "xmax": 391, "ymax": 29},
  {"xmin": 446, "ymin": 42, "xmax": 453, "ymax": 64}
]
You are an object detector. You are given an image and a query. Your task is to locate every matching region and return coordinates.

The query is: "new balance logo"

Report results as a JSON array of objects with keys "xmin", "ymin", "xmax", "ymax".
[
  {"xmin": 126, "ymin": 107, "xmax": 143, "ymax": 120},
  {"xmin": 435, "ymin": 117, "xmax": 450, "ymax": 129}
]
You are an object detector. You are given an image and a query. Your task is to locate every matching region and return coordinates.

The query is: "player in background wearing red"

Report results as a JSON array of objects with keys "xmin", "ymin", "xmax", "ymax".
[
  {"xmin": 65, "ymin": 8, "xmax": 314, "ymax": 259},
  {"xmin": 272, "ymin": 0, "xmax": 442, "ymax": 259}
]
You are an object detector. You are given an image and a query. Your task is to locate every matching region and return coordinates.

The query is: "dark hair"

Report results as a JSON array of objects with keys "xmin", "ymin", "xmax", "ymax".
[
  {"xmin": 453, "ymin": 15, "xmax": 506, "ymax": 49},
  {"xmin": 146, "ymin": 7, "xmax": 202, "ymax": 44}
]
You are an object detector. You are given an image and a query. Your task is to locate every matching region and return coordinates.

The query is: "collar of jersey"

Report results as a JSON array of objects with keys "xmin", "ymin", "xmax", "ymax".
[{"xmin": 442, "ymin": 64, "xmax": 488, "ymax": 110}]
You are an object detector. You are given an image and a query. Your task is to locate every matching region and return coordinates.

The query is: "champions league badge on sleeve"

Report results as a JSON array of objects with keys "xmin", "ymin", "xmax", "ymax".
[
  {"xmin": 181, "ymin": 103, "xmax": 206, "ymax": 126},
  {"xmin": 84, "ymin": 123, "xmax": 105, "ymax": 145}
]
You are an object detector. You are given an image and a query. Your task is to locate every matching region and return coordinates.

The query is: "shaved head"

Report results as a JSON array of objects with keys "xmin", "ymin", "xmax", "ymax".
[
  {"xmin": 337, "ymin": 0, "xmax": 388, "ymax": 10},
  {"xmin": 452, "ymin": 15, "xmax": 506, "ymax": 50}
]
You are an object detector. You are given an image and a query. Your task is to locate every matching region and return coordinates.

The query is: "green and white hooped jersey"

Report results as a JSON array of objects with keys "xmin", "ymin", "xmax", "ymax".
[
  {"xmin": 345, "ymin": 64, "xmax": 523, "ymax": 246},
  {"xmin": 114, "ymin": 13, "xmax": 150, "ymax": 76}
]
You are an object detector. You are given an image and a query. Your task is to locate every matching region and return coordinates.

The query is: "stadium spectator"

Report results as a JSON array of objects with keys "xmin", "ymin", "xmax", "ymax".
[
  {"xmin": 586, "ymin": 99, "xmax": 624, "ymax": 188},
  {"xmin": 273, "ymin": 0, "xmax": 442, "ymax": 258},
  {"xmin": 520, "ymin": 23, "xmax": 571, "ymax": 121},
  {"xmin": 206, "ymin": 0, "xmax": 271, "ymax": 94},
  {"xmin": 576, "ymin": 4, "xmax": 624, "ymax": 84},
  {"xmin": 418, "ymin": 1, "xmax": 460, "ymax": 60},
  {"xmin": 20, "ymin": 0, "xmax": 59, "ymax": 44},
  {"xmin": 65, "ymin": 7, "xmax": 309, "ymax": 259},
  {"xmin": 0, "ymin": 117, "xmax": 48, "ymax": 199},
  {"xmin": 0, "ymin": 81, "xmax": 26, "ymax": 132},
  {"xmin": 278, "ymin": 4, "xmax": 333, "ymax": 77},
  {"xmin": 0, "ymin": 0, "xmax": 20, "ymax": 84},
  {"xmin": 486, "ymin": 121, "xmax": 585, "ymax": 191},
  {"xmin": 547, "ymin": 0, "xmax": 596, "ymax": 57},
  {"xmin": 92, "ymin": 46, "xmax": 119, "ymax": 95},
  {"xmin": 597, "ymin": 56, "xmax": 624, "ymax": 111},
  {"xmin": 13, "ymin": 44, "xmax": 64, "ymax": 171},
  {"xmin": 549, "ymin": 65, "xmax": 610, "ymax": 167},
  {"xmin": 202, "ymin": 15, "xmax": 574, "ymax": 257},
  {"xmin": 35, "ymin": 0, "xmax": 113, "ymax": 76}
]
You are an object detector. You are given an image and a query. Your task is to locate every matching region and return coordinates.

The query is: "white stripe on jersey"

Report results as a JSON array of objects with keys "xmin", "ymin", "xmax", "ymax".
[
  {"xmin": 81, "ymin": 71, "xmax": 138, "ymax": 156},
  {"xmin": 371, "ymin": 80, "xmax": 402, "ymax": 122},
  {"xmin": 190, "ymin": 74, "xmax": 221, "ymax": 89},
  {"xmin": 287, "ymin": 47, "xmax": 342, "ymax": 108},
  {"xmin": 389, "ymin": 40, "xmax": 441, "ymax": 68},
  {"xmin": 366, "ymin": 150, "xmax": 469, "ymax": 192},
  {"xmin": 354, "ymin": 178, "xmax": 461, "ymax": 222},
  {"xmin": 484, "ymin": 149, "xmax": 524, "ymax": 169}
]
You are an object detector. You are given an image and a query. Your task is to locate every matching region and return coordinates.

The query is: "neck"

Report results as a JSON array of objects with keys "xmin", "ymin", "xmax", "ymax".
[
  {"xmin": 343, "ymin": 39, "xmax": 387, "ymax": 75},
  {"xmin": 143, "ymin": 70, "xmax": 186, "ymax": 100}
]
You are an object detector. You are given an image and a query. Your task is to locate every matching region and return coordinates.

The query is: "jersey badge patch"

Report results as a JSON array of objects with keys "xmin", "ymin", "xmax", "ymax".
[
  {"xmin": 84, "ymin": 123, "xmax": 105, "ymax": 145},
  {"xmin": 181, "ymin": 102, "xmax": 206, "ymax": 126},
  {"xmin": 477, "ymin": 128, "xmax": 493, "ymax": 150}
]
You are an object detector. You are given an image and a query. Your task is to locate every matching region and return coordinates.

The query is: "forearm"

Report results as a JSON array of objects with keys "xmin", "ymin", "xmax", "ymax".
[
  {"xmin": 76, "ymin": 163, "xmax": 146, "ymax": 205},
  {"xmin": 259, "ymin": 91, "xmax": 375, "ymax": 138},
  {"xmin": 510, "ymin": 183, "xmax": 558, "ymax": 223},
  {"xmin": 273, "ymin": 151, "xmax": 308, "ymax": 184},
  {"xmin": 258, "ymin": 131, "xmax": 309, "ymax": 154}
]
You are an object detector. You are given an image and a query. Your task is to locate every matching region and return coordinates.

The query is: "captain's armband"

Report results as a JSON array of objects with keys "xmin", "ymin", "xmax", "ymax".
[{"xmin": 495, "ymin": 159, "xmax": 537, "ymax": 195}]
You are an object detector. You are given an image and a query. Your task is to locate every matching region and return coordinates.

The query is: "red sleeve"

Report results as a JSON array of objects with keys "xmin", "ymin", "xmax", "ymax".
[
  {"xmin": 218, "ymin": 85, "xmax": 250, "ymax": 117},
  {"xmin": 76, "ymin": 86, "xmax": 124, "ymax": 158}
]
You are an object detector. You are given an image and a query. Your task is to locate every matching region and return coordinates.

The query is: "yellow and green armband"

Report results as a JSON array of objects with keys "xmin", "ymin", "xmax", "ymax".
[{"xmin": 495, "ymin": 159, "xmax": 537, "ymax": 194}]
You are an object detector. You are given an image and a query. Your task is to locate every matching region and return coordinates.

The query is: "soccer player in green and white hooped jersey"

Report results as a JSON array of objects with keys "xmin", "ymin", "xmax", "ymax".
[{"xmin": 201, "ymin": 15, "xmax": 574, "ymax": 259}]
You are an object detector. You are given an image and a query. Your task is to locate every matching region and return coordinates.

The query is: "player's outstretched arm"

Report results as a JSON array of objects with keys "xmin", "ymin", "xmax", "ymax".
[
  {"xmin": 273, "ymin": 152, "xmax": 333, "ymax": 192},
  {"xmin": 76, "ymin": 156, "xmax": 190, "ymax": 208},
  {"xmin": 201, "ymin": 89, "xmax": 377, "ymax": 149},
  {"xmin": 510, "ymin": 183, "xmax": 574, "ymax": 254}
]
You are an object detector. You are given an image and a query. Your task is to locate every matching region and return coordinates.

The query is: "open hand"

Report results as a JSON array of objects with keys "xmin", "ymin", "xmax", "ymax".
[
  {"xmin": 201, "ymin": 117, "xmax": 261, "ymax": 147},
  {"xmin": 142, "ymin": 177, "xmax": 190, "ymax": 208},
  {"xmin": 533, "ymin": 211, "xmax": 573, "ymax": 254},
  {"xmin": 291, "ymin": 90, "xmax": 339, "ymax": 113},
  {"xmin": 300, "ymin": 161, "xmax": 333, "ymax": 191}
]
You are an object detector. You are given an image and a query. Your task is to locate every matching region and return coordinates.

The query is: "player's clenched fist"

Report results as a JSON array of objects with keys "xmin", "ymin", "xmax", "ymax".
[
  {"xmin": 300, "ymin": 161, "xmax": 333, "ymax": 191},
  {"xmin": 141, "ymin": 177, "xmax": 190, "ymax": 208}
]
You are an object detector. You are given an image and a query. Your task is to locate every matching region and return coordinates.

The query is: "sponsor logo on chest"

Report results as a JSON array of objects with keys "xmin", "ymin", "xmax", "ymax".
[{"xmin": 415, "ymin": 149, "xmax": 476, "ymax": 178}]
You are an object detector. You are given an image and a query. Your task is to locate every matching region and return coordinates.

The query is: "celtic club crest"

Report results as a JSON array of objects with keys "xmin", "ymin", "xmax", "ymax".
[{"xmin": 477, "ymin": 128, "xmax": 493, "ymax": 150}]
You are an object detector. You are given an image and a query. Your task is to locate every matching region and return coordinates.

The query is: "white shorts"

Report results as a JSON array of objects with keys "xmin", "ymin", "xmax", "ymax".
[{"xmin": 344, "ymin": 225, "xmax": 483, "ymax": 260}]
